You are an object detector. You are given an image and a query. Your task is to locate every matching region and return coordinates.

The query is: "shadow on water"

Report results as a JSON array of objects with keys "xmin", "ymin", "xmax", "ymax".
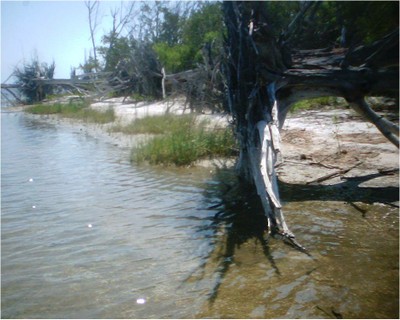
[
  {"xmin": 185, "ymin": 167, "xmax": 280, "ymax": 303},
  {"xmin": 204, "ymin": 171, "xmax": 283, "ymax": 303},
  {"xmin": 188, "ymin": 165, "xmax": 399, "ymax": 305}
]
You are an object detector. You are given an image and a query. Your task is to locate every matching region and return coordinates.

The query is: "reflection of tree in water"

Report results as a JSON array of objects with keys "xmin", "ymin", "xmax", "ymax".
[
  {"xmin": 185, "ymin": 166, "xmax": 398, "ymax": 303},
  {"xmin": 183, "ymin": 167, "xmax": 282, "ymax": 303}
]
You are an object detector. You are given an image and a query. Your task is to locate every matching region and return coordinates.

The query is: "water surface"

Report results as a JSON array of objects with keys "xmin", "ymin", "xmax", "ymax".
[{"xmin": 2, "ymin": 111, "xmax": 398, "ymax": 318}]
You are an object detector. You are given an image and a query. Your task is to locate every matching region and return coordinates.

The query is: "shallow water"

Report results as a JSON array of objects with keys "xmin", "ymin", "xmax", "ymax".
[{"xmin": 2, "ymin": 112, "xmax": 398, "ymax": 318}]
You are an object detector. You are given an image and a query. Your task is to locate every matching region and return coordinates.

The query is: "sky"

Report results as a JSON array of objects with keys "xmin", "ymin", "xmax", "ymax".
[{"xmin": 1, "ymin": 0, "xmax": 122, "ymax": 82}]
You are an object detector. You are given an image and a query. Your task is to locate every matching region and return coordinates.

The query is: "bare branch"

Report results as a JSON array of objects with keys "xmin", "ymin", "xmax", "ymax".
[
  {"xmin": 110, "ymin": 1, "xmax": 135, "ymax": 39},
  {"xmin": 85, "ymin": 0, "xmax": 101, "ymax": 70}
]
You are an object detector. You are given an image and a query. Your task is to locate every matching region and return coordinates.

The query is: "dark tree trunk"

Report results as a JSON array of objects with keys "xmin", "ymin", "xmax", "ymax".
[
  {"xmin": 222, "ymin": 1, "xmax": 399, "ymax": 247},
  {"xmin": 223, "ymin": 2, "xmax": 299, "ymax": 245}
]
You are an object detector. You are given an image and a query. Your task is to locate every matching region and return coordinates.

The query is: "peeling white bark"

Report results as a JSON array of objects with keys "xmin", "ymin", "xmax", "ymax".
[
  {"xmin": 255, "ymin": 121, "xmax": 293, "ymax": 236},
  {"xmin": 245, "ymin": 83, "xmax": 294, "ymax": 237}
]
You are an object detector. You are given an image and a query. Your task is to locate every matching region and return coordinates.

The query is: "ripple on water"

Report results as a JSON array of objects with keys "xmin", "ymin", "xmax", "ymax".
[{"xmin": 1, "ymin": 113, "xmax": 398, "ymax": 319}]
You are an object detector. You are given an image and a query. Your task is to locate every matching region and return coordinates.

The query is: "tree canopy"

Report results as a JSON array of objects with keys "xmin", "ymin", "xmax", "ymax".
[
  {"xmin": 9, "ymin": 1, "xmax": 398, "ymax": 105},
  {"xmin": 91, "ymin": 1, "xmax": 398, "ymax": 86}
]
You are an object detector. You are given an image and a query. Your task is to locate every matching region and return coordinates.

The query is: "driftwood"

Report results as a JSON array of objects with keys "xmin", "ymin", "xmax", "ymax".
[
  {"xmin": 1, "ymin": 72, "xmax": 114, "ymax": 101},
  {"xmin": 2, "ymin": 66, "xmax": 219, "ymax": 109},
  {"xmin": 161, "ymin": 66, "xmax": 223, "ymax": 112},
  {"xmin": 306, "ymin": 161, "xmax": 363, "ymax": 185},
  {"xmin": 223, "ymin": 1, "xmax": 399, "ymax": 247}
]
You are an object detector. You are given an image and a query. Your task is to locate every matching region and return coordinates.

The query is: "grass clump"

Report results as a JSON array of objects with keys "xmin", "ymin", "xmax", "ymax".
[
  {"xmin": 26, "ymin": 101, "xmax": 115, "ymax": 124},
  {"xmin": 130, "ymin": 114, "xmax": 237, "ymax": 166},
  {"xmin": 75, "ymin": 107, "xmax": 115, "ymax": 124}
]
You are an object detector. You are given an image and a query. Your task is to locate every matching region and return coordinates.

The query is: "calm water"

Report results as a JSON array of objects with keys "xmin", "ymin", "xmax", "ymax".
[{"xmin": 2, "ymin": 111, "xmax": 399, "ymax": 318}]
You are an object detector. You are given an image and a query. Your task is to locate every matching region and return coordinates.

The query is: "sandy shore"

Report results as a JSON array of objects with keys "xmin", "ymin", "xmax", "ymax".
[
  {"xmin": 280, "ymin": 108, "xmax": 398, "ymax": 189},
  {"xmin": 7, "ymin": 97, "xmax": 399, "ymax": 197}
]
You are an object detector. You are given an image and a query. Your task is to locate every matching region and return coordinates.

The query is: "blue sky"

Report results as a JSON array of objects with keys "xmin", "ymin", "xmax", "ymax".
[{"xmin": 1, "ymin": 1, "xmax": 120, "ymax": 82}]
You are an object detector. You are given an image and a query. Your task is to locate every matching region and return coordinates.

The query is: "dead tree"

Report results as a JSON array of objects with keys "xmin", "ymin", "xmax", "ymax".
[
  {"xmin": 223, "ymin": 2, "xmax": 398, "ymax": 247},
  {"xmin": 84, "ymin": 0, "xmax": 101, "ymax": 71}
]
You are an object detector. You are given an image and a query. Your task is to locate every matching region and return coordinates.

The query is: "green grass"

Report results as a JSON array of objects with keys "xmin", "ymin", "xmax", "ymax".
[
  {"xmin": 291, "ymin": 96, "xmax": 347, "ymax": 112},
  {"xmin": 26, "ymin": 101, "xmax": 115, "ymax": 124},
  {"xmin": 110, "ymin": 113, "xmax": 205, "ymax": 135},
  {"xmin": 129, "ymin": 114, "xmax": 237, "ymax": 166}
]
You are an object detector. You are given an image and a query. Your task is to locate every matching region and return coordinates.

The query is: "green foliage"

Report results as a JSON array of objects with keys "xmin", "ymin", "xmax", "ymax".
[
  {"xmin": 14, "ymin": 57, "xmax": 56, "ymax": 103},
  {"xmin": 74, "ymin": 107, "xmax": 115, "ymax": 124},
  {"xmin": 157, "ymin": 7, "xmax": 183, "ymax": 46},
  {"xmin": 27, "ymin": 102, "xmax": 79, "ymax": 115},
  {"xmin": 153, "ymin": 2, "xmax": 225, "ymax": 73},
  {"xmin": 110, "ymin": 114, "xmax": 200, "ymax": 135},
  {"xmin": 126, "ymin": 114, "xmax": 237, "ymax": 166},
  {"xmin": 153, "ymin": 42, "xmax": 193, "ymax": 73},
  {"xmin": 79, "ymin": 55, "xmax": 101, "ymax": 74},
  {"xmin": 336, "ymin": 1, "xmax": 399, "ymax": 44},
  {"xmin": 285, "ymin": 1, "xmax": 399, "ymax": 48},
  {"xmin": 290, "ymin": 97, "xmax": 347, "ymax": 112},
  {"xmin": 26, "ymin": 101, "xmax": 115, "ymax": 123},
  {"xmin": 181, "ymin": 2, "xmax": 224, "ymax": 49},
  {"xmin": 98, "ymin": 35, "xmax": 131, "ymax": 72},
  {"xmin": 242, "ymin": 1, "xmax": 398, "ymax": 49}
]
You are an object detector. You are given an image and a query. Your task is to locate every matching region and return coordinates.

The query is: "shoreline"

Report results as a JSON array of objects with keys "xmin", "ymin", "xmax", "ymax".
[
  {"xmin": 5, "ymin": 98, "xmax": 236, "ymax": 168},
  {"xmin": 4, "ymin": 97, "xmax": 399, "ymax": 200}
]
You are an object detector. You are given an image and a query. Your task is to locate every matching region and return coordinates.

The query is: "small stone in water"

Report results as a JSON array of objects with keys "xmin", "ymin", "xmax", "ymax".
[
  {"xmin": 88, "ymin": 224, "xmax": 93, "ymax": 228},
  {"xmin": 32, "ymin": 205, "xmax": 36, "ymax": 209},
  {"xmin": 136, "ymin": 298, "xmax": 146, "ymax": 304},
  {"xmin": 28, "ymin": 178, "xmax": 34, "ymax": 182}
]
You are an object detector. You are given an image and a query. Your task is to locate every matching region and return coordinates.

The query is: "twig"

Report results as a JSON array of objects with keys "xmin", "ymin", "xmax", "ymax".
[
  {"xmin": 306, "ymin": 161, "xmax": 363, "ymax": 184},
  {"xmin": 309, "ymin": 161, "xmax": 341, "ymax": 170}
]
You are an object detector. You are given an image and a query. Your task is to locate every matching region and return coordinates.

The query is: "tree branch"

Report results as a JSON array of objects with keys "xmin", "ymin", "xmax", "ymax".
[{"xmin": 347, "ymin": 97, "xmax": 399, "ymax": 147}]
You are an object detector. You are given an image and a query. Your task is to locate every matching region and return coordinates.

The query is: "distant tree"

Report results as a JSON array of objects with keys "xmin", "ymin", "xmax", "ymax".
[
  {"xmin": 14, "ymin": 58, "xmax": 56, "ymax": 103},
  {"xmin": 273, "ymin": 1, "xmax": 399, "ymax": 49},
  {"xmin": 153, "ymin": 2, "xmax": 225, "ymax": 73},
  {"xmin": 181, "ymin": 2, "xmax": 224, "ymax": 56},
  {"xmin": 157, "ymin": 7, "xmax": 183, "ymax": 46},
  {"xmin": 79, "ymin": 54, "xmax": 101, "ymax": 74},
  {"xmin": 135, "ymin": 1, "xmax": 166, "ymax": 42},
  {"xmin": 153, "ymin": 42, "xmax": 192, "ymax": 74},
  {"xmin": 335, "ymin": 1, "xmax": 398, "ymax": 45},
  {"xmin": 98, "ymin": 35, "xmax": 131, "ymax": 72},
  {"xmin": 99, "ymin": 2, "xmax": 136, "ymax": 72}
]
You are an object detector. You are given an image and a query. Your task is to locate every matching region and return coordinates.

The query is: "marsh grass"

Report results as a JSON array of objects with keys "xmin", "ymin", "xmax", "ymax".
[
  {"xmin": 129, "ymin": 114, "xmax": 237, "ymax": 166},
  {"xmin": 26, "ymin": 102, "xmax": 115, "ymax": 124},
  {"xmin": 110, "ymin": 113, "xmax": 201, "ymax": 135}
]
